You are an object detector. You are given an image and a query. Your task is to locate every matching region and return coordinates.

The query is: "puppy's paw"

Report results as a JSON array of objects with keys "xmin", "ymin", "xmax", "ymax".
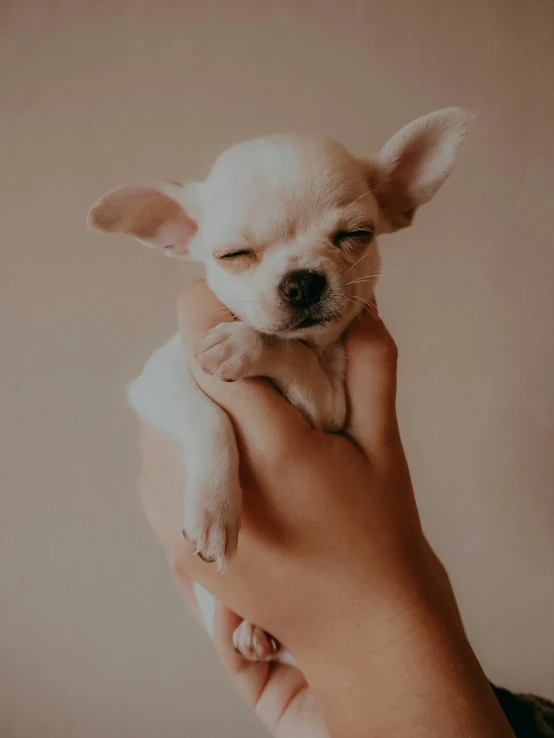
[
  {"xmin": 232, "ymin": 620, "xmax": 282, "ymax": 662},
  {"xmin": 194, "ymin": 322, "xmax": 267, "ymax": 382},
  {"xmin": 183, "ymin": 483, "xmax": 241, "ymax": 572}
]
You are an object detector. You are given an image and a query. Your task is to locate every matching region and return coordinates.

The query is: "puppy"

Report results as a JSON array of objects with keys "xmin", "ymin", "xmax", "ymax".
[{"xmin": 88, "ymin": 108, "xmax": 471, "ymax": 663}]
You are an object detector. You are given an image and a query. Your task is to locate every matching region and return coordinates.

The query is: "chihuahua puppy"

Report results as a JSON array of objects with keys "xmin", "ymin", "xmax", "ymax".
[{"xmin": 88, "ymin": 108, "xmax": 470, "ymax": 662}]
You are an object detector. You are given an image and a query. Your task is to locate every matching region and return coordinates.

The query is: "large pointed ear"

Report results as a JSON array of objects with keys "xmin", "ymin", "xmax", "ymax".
[
  {"xmin": 369, "ymin": 108, "xmax": 473, "ymax": 233},
  {"xmin": 87, "ymin": 181, "xmax": 198, "ymax": 258}
]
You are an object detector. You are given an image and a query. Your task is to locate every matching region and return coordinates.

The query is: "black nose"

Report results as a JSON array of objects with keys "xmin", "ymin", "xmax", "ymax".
[{"xmin": 279, "ymin": 270, "xmax": 327, "ymax": 308}]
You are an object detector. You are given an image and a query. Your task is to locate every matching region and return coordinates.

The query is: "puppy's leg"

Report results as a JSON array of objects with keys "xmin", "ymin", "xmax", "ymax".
[
  {"xmin": 195, "ymin": 322, "xmax": 346, "ymax": 431},
  {"xmin": 128, "ymin": 334, "xmax": 241, "ymax": 569},
  {"xmin": 181, "ymin": 399, "xmax": 241, "ymax": 569}
]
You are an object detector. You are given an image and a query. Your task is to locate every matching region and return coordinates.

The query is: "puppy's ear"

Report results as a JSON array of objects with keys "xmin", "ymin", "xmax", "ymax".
[
  {"xmin": 87, "ymin": 181, "xmax": 198, "ymax": 258},
  {"xmin": 369, "ymin": 108, "xmax": 473, "ymax": 233}
]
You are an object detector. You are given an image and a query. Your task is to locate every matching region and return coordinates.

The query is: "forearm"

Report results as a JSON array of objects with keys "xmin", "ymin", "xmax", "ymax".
[{"xmin": 302, "ymin": 553, "xmax": 515, "ymax": 738}]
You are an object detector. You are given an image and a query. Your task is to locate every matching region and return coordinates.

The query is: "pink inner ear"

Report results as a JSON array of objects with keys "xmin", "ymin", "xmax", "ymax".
[
  {"xmin": 157, "ymin": 215, "xmax": 197, "ymax": 255},
  {"xmin": 121, "ymin": 186, "xmax": 198, "ymax": 252}
]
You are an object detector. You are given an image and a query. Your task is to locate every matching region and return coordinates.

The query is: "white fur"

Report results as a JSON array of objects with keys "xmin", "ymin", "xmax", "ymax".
[
  {"xmin": 88, "ymin": 108, "xmax": 471, "ymax": 664},
  {"xmin": 127, "ymin": 335, "xmax": 241, "ymax": 566}
]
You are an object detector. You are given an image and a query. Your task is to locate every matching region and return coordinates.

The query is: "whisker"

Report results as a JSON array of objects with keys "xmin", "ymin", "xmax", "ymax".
[
  {"xmin": 343, "ymin": 294, "xmax": 377, "ymax": 320},
  {"xmin": 345, "ymin": 187, "xmax": 386, "ymax": 209},
  {"xmin": 345, "ymin": 247, "xmax": 376, "ymax": 274},
  {"xmin": 346, "ymin": 269, "xmax": 399, "ymax": 283},
  {"xmin": 350, "ymin": 294, "xmax": 379, "ymax": 320},
  {"xmin": 346, "ymin": 190, "xmax": 372, "ymax": 208},
  {"xmin": 342, "ymin": 297, "xmax": 360, "ymax": 320},
  {"xmin": 343, "ymin": 296, "xmax": 361, "ymax": 310},
  {"xmin": 346, "ymin": 280, "xmax": 376, "ymax": 287},
  {"xmin": 345, "ymin": 274, "xmax": 382, "ymax": 286},
  {"xmin": 351, "ymin": 294, "xmax": 375, "ymax": 310}
]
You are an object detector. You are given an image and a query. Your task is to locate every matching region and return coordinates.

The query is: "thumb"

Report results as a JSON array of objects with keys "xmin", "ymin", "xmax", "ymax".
[{"xmin": 344, "ymin": 306, "xmax": 400, "ymax": 457}]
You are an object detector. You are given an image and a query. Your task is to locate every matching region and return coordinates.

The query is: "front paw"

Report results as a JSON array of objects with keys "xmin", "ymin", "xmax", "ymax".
[
  {"xmin": 183, "ymin": 481, "xmax": 241, "ymax": 572},
  {"xmin": 194, "ymin": 322, "xmax": 266, "ymax": 382}
]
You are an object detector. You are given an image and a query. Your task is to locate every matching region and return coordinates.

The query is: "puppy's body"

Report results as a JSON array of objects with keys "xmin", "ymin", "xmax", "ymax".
[{"xmin": 89, "ymin": 109, "xmax": 471, "ymax": 662}]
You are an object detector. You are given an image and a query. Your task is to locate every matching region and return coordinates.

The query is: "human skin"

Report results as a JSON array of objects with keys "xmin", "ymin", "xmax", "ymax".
[{"xmin": 136, "ymin": 280, "xmax": 515, "ymax": 738}]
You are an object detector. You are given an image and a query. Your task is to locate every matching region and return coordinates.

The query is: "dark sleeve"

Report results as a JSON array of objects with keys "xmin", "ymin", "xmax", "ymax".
[{"xmin": 490, "ymin": 683, "xmax": 554, "ymax": 737}]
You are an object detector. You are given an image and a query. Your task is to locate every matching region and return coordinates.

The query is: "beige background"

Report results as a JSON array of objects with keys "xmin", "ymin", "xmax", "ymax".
[{"xmin": 2, "ymin": 1, "xmax": 553, "ymax": 736}]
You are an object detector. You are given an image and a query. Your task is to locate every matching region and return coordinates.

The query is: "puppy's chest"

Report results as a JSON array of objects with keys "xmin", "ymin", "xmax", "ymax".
[
  {"xmin": 317, "ymin": 342, "xmax": 347, "ymax": 390},
  {"xmin": 302, "ymin": 340, "xmax": 347, "ymax": 432}
]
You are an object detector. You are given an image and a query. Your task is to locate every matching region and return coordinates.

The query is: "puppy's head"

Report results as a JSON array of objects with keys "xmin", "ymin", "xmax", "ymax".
[{"xmin": 88, "ymin": 108, "xmax": 471, "ymax": 340}]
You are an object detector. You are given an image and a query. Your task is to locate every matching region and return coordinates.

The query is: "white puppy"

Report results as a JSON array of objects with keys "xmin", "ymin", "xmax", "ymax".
[{"xmin": 88, "ymin": 108, "xmax": 471, "ymax": 662}]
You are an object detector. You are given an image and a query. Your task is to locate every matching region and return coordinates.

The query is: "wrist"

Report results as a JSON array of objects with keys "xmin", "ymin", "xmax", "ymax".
[
  {"xmin": 297, "ymin": 544, "xmax": 454, "ymax": 674},
  {"xmin": 296, "ymin": 549, "xmax": 514, "ymax": 738}
]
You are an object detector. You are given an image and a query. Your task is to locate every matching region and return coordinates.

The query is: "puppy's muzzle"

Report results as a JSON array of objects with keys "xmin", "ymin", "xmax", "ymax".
[{"xmin": 279, "ymin": 270, "xmax": 327, "ymax": 308}]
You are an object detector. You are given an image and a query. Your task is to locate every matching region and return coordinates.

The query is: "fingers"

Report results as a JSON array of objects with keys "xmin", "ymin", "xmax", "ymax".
[
  {"xmin": 344, "ymin": 306, "xmax": 400, "ymax": 457},
  {"xmin": 212, "ymin": 603, "xmax": 310, "ymax": 736},
  {"xmin": 212, "ymin": 605, "xmax": 270, "ymax": 708},
  {"xmin": 178, "ymin": 280, "xmax": 312, "ymax": 464}
]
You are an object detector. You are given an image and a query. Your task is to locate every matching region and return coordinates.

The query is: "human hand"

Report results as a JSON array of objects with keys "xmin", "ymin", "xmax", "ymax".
[
  {"xmin": 137, "ymin": 280, "xmax": 428, "ymax": 668},
  {"xmin": 137, "ymin": 280, "xmax": 515, "ymax": 737},
  {"xmin": 172, "ymin": 564, "xmax": 329, "ymax": 738}
]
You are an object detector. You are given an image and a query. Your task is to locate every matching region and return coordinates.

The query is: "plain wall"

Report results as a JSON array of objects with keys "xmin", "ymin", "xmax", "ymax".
[{"xmin": 1, "ymin": 1, "xmax": 553, "ymax": 736}]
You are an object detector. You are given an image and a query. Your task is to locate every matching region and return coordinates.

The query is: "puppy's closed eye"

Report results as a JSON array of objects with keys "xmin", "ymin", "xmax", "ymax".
[
  {"xmin": 333, "ymin": 226, "xmax": 375, "ymax": 248},
  {"xmin": 215, "ymin": 248, "xmax": 257, "ymax": 273},
  {"xmin": 218, "ymin": 249, "xmax": 255, "ymax": 260}
]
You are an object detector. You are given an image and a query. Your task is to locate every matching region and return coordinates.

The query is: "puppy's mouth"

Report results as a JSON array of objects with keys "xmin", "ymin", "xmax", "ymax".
[
  {"xmin": 292, "ymin": 315, "xmax": 325, "ymax": 330},
  {"xmin": 284, "ymin": 305, "xmax": 344, "ymax": 333}
]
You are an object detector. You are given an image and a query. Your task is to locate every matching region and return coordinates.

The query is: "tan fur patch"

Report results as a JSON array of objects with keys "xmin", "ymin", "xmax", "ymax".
[{"xmin": 215, "ymin": 252, "xmax": 258, "ymax": 274}]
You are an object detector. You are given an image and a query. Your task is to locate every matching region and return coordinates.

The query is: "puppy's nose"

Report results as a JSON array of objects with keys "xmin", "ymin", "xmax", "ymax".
[{"xmin": 279, "ymin": 270, "xmax": 327, "ymax": 308}]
